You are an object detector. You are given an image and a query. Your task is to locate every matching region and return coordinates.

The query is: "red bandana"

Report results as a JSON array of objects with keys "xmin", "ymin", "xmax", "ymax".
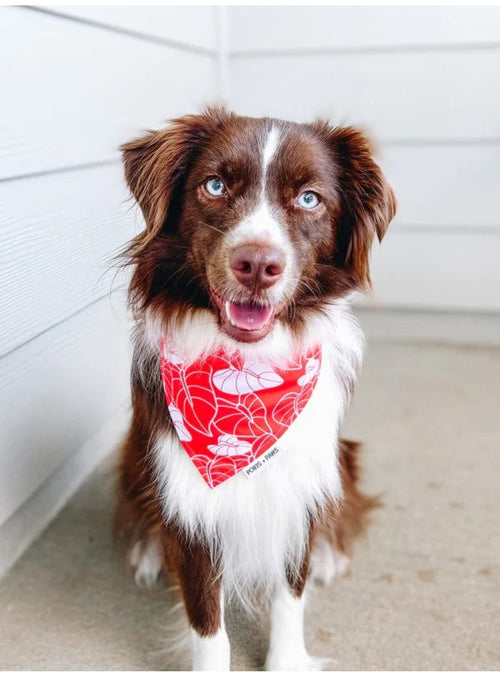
[{"xmin": 160, "ymin": 340, "xmax": 322, "ymax": 488}]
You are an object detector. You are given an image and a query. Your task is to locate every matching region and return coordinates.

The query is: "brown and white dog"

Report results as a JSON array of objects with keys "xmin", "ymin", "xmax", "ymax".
[{"xmin": 117, "ymin": 107, "xmax": 395, "ymax": 670}]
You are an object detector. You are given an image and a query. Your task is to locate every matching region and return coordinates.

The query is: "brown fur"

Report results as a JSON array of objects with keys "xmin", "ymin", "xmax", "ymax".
[
  {"xmin": 115, "ymin": 378, "xmax": 222, "ymax": 636},
  {"xmin": 312, "ymin": 439, "xmax": 380, "ymax": 562},
  {"xmin": 285, "ymin": 439, "xmax": 379, "ymax": 598},
  {"xmin": 116, "ymin": 108, "xmax": 394, "ymax": 640}
]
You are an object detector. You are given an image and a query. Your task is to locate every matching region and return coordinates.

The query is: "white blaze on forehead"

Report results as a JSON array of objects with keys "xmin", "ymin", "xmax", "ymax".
[
  {"xmin": 262, "ymin": 125, "xmax": 281, "ymax": 176},
  {"xmin": 224, "ymin": 123, "xmax": 296, "ymax": 302},
  {"xmin": 229, "ymin": 125, "xmax": 285, "ymax": 248}
]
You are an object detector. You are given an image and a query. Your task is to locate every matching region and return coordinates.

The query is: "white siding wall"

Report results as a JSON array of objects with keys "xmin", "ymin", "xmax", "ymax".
[
  {"xmin": 0, "ymin": 6, "xmax": 218, "ymax": 573},
  {"xmin": 2, "ymin": 6, "xmax": 499, "ymax": 574},
  {"xmin": 228, "ymin": 6, "xmax": 500, "ymax": 313}
]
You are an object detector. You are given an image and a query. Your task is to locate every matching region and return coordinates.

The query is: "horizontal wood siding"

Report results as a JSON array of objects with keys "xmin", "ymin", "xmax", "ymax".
[
  {"xmin": 46, "ymin": 6, "xmax": 217, "ymax": 50},
  {"xmin": 229, "ymin": 6, "xmax": 500, "ymax": 52},
  {"xmin": 0, "ymin": 166, "xmax": 136, "ymax": 356},
  {"xmin": 230, "ymin": 49, "xmax": 500, "ymax": 141},
  {"xmin": 0, "ymin": 7, "xmax": 216, "ymax": 179}
]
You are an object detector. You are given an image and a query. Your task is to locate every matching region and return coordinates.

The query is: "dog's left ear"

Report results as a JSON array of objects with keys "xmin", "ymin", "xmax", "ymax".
[{"xmin": 319, "ymin": 124, "xmax": 396, "ymax": 289}]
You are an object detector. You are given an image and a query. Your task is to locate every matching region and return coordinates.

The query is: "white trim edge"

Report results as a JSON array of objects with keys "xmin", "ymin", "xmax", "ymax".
[
  {"xmin": 215, "ymin": 6, "xmax": 230, "ymax": 104},
  {"xmin": 0, "ymin": 405, "xmax": 130, "ymax": 578},
  {"xmin": 354, "ymin": 307, "xmax": 500, "ymax": 347}
]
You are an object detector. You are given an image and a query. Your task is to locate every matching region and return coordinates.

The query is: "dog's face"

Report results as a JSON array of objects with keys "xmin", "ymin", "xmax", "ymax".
[{"xmin": 122, "ymin": 108, "xmax": 395, "ymax": 343}]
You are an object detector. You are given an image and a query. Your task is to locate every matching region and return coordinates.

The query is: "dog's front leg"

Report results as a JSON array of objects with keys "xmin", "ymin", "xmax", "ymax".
[
  {"xmin": 189, "ymin": 589, "xmax": 230, "ymax": 671},
  {"xmin": 176, "ymin": 539, "xmax": 230, "ymax": 671},
  {"xmin": 265, "ymin": 585, "xmax": 317, "ymax": 671}
]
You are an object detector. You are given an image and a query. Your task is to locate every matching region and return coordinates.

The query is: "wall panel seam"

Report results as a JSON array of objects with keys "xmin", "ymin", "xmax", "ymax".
[
  {"xmin": 352, "ymin": 303, "xmax": 500, "ymax": 318},
  {"xmin": 214, "ymin": 6, "xmax": 230, "ymax": 103},
  {"xmin": 0, "ymin": 159, "xmax": 121, "ymax": 186},
  {"xmin": 22, "ymin": 5, "xmax": 217, "ymax": 57},
  {"xmin": 390, "ymin": 225, "xmax": 500, "ymax": 234},
  {"xmin": 0, "ymin": 289, "xmax": 127, "ymax": 361},
  {"xmin": 230, "ymin": 42, "xmax": 500, "ymax": 58},
  {"xmin": 382, "ymin": 138, "xmax": 500, "ymax": 147}
]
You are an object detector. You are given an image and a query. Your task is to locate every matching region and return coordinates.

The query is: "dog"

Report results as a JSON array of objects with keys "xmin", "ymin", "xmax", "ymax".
[{"xmin": 116, "ymin": 107, "xmax": 395, "ymax": 670}]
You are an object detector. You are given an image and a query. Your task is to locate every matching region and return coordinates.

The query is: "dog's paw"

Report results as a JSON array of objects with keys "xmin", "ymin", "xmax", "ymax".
[
  {"xmin": 310, "ymin": 539, "xmax": 350, "ymax": 587},
  {"xmin": 265, "ymin": 650, "xmax": 323, "ymax": 671},
  {"xmin": 129, "ymin": 536, "xmax": 163, "ymax": 589}
]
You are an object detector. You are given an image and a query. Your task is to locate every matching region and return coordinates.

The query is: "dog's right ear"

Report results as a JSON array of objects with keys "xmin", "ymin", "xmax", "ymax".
[{"xmin": 121, "ymin": 107, "xmax": 229, "ymax": 254}]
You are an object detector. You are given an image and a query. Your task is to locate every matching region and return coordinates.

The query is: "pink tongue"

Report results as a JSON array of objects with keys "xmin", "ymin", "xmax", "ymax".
[{"xmin": 228, "ymin": 302, "xmax": 273, "ymax": 331}]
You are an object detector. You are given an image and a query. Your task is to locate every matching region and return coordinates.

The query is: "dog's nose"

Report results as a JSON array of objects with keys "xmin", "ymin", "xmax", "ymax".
[{"xmin": 230, "ymin": 243, "xmax": 285, "ymax": 290}]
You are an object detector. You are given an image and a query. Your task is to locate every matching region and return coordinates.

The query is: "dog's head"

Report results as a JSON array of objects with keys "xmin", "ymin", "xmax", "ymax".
[{"xmin": 122, "ymin": 108, "xmax": 395, "ymax": 343}]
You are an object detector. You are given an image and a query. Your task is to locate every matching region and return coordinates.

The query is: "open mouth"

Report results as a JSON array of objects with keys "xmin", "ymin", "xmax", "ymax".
[{"xmin": 210, "ymin": 289, "xmax": 280, "ymax": 342}]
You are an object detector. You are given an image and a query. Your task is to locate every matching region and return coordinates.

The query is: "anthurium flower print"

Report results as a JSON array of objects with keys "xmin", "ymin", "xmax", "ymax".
[{"xmin": 160, "ymin": 340, "xmax": 322, "ymax": 488}]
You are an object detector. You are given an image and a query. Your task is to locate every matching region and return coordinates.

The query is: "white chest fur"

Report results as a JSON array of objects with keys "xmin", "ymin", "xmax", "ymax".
[{"xmin": 150, "ymin": 302, "xmax": 363, "ymax": 605}]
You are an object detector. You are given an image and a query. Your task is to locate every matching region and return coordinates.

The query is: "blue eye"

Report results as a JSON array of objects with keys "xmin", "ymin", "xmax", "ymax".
[
  {"xmin": 297, "ymin": 191, "xmax": 319, "ymax": 209},
  {"xmin": 205, "ymin": 177, "xmax": 226, "ymax": 196}
]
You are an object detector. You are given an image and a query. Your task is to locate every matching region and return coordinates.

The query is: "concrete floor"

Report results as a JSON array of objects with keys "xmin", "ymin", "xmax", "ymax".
[{"xmin": 1, "ymin": 340, "xmax": 499, "ymax": 670}]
